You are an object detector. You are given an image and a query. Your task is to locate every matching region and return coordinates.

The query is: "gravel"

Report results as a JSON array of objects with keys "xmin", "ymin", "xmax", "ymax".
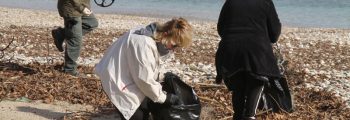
[{"xmin": 1, "ymin": 6, "xmax": 350, "ymax": 119}]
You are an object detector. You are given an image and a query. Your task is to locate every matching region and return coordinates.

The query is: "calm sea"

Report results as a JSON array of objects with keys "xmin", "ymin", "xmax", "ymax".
[{"xmin": 0, "ymin": 0, "xmax": 349, "ymax": 28}]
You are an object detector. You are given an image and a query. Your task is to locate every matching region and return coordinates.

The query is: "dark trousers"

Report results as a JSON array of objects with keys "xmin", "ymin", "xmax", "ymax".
[
  {"xmin": 61, "ymin": 14, "xmax": 98, "ymax": 73},
  {"xmin": 230, "ymin": 72, "xmax": 265, "ymax": 120},
  {"xmin": 118, "ymin": 98, "xmax": 150, "ymax": 120}
]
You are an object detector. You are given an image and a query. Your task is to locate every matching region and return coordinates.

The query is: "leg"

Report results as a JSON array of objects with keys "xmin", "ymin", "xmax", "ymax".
[
  {"xmin": 117, "ymin": 109, "xmax": 127, "ymax": 120},
  {"xmin": 129, "ymin": 98, "xmax": 150, "ymax": 120},
  {"xmin": 231, "ymin": 73, "xmax": 247, "ymax": 120},
  {"xmin": 129, "ymin": 109, "xmax": 144, "ymax": 120},
  {"xmin": 81, "ymin": 14, "xmax": 98, "ymax": 35},
  {"xmin": 63, "ymin": 17, "xmax": 83, "ymax": 74},
  {"xmin": 115, "ymin": 106, "xmax": 146, "ymax": 120},
  {"xmin": 243, "ymin": 77, "xmax": 265, "ymax": 119},
  {"xmin": 52, "ymin": 26, "xmax": 65, "ymax": 52},
  {"xmin": 232, "ymin": 89, "xmax": 245, "ymax": 120}
]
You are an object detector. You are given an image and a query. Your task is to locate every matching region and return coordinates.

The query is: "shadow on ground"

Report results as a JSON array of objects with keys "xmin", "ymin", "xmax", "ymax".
[{"xmin": 17, "ymin": 106, "xmax": 67, "ymax": 119}]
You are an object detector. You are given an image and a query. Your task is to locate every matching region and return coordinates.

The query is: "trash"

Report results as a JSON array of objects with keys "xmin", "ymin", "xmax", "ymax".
[
  {"xmin": 258, "ymin": 77, "xmax": 294, "ymax": 113},
  {"xmin": 16, "ymin": 97, "xmax": 32, "ymax": 103},
  {"xmin": 150, "ymin": 72, "xmax": 201, "ymax": 120}
]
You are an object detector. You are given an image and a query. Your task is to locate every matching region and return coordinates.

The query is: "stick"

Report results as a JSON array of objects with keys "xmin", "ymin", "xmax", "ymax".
[
  {"xmin": 196, "ymin": 83, "xmax": 226, "ymax": 88},
  {"xmin": 219, "ymin": 116, "xmax": 233, "ymax": 120},
  {"xmin": 0, "ymin": 37, "xmax": 15, "ymax": 60},
  {"xmin": 198, "ymin": 96, "xmax": 218, "ymax": 103}
]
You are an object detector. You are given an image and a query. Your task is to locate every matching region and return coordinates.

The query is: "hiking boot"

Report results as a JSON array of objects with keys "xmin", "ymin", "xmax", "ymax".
[{"xmin": 51, "ymin": 27, "xmax": 65, "ymax": 52}]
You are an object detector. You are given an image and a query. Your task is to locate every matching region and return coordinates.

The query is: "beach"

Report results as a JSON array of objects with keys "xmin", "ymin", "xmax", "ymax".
[{"xmin": 1, "ymin": 7, "xmax": 350, "ymax": 119}]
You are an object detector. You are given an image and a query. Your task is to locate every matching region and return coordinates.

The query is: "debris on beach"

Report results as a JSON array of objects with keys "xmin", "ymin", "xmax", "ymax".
[{"xmin": 1, "ymin": 25, "xmax": 350, "ymax": 119}]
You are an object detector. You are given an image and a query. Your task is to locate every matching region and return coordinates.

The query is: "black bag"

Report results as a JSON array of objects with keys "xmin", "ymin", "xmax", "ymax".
[
  {"xmin": 258, "ymin": 77, "xmax": 294, "ymax": 113},
  {"xmin": 150, "ymin": 72, "xmax": 201, "ymax": 120},
  {"xmin": 258, "ymin": 44, "xmax": 294, "ymax": 113}
]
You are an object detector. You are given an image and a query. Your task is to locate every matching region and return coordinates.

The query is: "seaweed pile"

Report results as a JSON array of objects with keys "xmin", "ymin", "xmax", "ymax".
[{"xmin": 1, "ymin": 26, "xmax": 350, "ymax": 119}]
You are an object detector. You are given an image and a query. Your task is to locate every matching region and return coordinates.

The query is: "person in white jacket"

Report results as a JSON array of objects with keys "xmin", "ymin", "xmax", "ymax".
[{"xmin": 94, "ymin": 18, "xmax": 193, "ymax": 120}]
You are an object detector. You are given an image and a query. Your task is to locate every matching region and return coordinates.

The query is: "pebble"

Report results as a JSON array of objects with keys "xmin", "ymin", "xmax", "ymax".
[{"xmin": 1, "ymin": 6, "xmax": 350, "ymax": 108}]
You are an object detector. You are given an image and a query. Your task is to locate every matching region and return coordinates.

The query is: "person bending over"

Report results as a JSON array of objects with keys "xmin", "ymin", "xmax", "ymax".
[{"xmin": 95, "ymin": 18, "xmax": 193, "ymax": 120}]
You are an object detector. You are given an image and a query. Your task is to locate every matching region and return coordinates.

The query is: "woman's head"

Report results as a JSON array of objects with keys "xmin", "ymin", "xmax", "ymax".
[{"xmin": 155, "ymin": 18, "xmax": 193, "ymax": 49}]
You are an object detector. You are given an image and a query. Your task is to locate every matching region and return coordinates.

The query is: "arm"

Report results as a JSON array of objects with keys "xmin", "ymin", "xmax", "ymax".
[
  {"xmin": 126, "ymin": 36, "xmax": 166, "ymax": 103},
  {"xmin": 217, "ymin": 1, "xmax": 228, "ymax": 38},
  {"xmin": 266, "ymin": 0, "xmax": 281, "ymax": 43}
]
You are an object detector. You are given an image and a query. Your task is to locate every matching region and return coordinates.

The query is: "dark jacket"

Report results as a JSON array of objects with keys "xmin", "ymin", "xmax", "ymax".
[
  {"xmin": 57, "ymin": 0, "xmax": 91, "ymax": 17},
  {"xmin": 215, "ymin": 0, "xmax": 282, "ymax": 81}
]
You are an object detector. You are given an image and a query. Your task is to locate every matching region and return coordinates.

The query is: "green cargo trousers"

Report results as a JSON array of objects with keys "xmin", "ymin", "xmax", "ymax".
[{"xmin": 63, "ymin": 14, "xmax": 98, "ymax": 74}]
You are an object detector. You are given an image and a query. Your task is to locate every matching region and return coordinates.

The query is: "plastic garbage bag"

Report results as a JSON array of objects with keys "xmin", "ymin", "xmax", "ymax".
[
  {"xmin": 258, "ymin": 77, "xmax": 294, "ymax": 113},
  {"xmin": 149, "ymin": 72, "xmax": 201, "ymax": 120},
  {"xmin": 259, "ymin": 45, "xmax": 294, "ymax": 113}
]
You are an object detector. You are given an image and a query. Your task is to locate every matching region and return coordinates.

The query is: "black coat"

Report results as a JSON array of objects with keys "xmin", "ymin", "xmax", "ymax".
[{"xmin": 216, "ymin": 0, "xmax": 282, "ymax": 81}]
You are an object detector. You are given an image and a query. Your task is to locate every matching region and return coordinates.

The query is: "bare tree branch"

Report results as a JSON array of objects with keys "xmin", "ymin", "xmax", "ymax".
[{"xmin": 0, "ymin": 36, "xmax": 15, "ymax": 60}]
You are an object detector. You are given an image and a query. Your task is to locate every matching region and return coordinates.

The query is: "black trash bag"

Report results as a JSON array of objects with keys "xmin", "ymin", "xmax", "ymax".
[
  {"xmin": 258, "ymin": 77, "xmax": 294, "ymax": 113},
  {"xmin": 149, "ymin": 72, "xmax": 201, "ymax": 120}
]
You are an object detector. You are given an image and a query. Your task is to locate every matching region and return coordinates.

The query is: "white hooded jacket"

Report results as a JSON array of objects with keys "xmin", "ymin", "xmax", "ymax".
[{"xmin": 94, "ymin": 26, "xmax": 167, "ymax": 120}]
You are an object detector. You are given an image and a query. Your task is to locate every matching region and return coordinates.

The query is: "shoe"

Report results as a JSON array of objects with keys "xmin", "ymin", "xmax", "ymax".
[
  {"xmin": 51, "ymin": 27, "xmax": 64, "ymax": 52},
  {"xmin": 242, "ymin": 117, "xmax": 256, "ymax": 120},
  {"xmin": 66, "ymin": 71, "xmax": 88, "ymax": 78}
]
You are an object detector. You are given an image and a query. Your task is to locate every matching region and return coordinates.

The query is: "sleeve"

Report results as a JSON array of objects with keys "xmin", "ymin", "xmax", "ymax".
[
  {"xmin": 71, "ymin": 0, "xmax": 87, "ymax": 13},
  {"xmin": 217, "ymin": 1, "xmax": 228, "ymax": 38},
  {"xmin": 266, "ymin": 0, "xmax": 282, "ymax": 43},
  {"xmin": 126, "ymin": 36, "xmax": 167, "ymax": 103}
]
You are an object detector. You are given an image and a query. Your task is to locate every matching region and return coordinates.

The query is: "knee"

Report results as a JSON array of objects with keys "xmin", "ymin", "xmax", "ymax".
[{"xmin": 66, "ymin": 36, "xmax": 83, "ymax": 47}]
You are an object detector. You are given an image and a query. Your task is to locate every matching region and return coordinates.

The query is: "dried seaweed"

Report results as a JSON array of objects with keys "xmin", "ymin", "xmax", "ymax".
[{"xmin": 1, "ymin": 26, "xmax": 350, "ymax": 120}]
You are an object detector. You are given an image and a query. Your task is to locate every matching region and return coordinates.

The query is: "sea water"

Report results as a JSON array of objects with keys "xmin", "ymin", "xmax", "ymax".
[{"xmin": 0, "ymin": 0, "xmax": 349, "ymax": 28}]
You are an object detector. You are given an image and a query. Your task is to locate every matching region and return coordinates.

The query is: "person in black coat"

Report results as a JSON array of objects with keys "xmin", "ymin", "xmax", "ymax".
[{"xmin": 215, "ymin": 0, "xmax": 282, "ymax": 119}]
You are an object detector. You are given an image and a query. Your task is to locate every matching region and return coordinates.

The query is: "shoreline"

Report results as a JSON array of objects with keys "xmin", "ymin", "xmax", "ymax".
[{"xmin": 0, "ymin": 6, "xmax": 349, "ymax": 30}]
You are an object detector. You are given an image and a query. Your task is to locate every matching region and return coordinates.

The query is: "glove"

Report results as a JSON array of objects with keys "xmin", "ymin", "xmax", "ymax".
[
  {"xmin": 164, "ymin": 93, "xmax": 181, "ymax": 105},
  {"xmin": 83, "ymin": 7, "xmax": 92, "ymax": 15},
  {"xmin": 215, "ymin": 75, "xmax": 223, "ymax": 84}
]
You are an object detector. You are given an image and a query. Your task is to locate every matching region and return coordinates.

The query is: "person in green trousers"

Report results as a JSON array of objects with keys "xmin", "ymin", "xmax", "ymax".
[{"xmin": 52, "ymin": 0, "xmax": 98, "ymax": 77}]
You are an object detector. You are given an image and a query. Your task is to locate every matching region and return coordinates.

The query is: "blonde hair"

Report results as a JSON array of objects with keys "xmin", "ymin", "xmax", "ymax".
[{"xmin": 154, "ymin": 18, "xmax": 193, "ymax": 48}]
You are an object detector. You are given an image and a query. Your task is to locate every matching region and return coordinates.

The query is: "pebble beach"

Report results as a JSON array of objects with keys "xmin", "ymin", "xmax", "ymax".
[{"xmin": 1, "ymin": 6, "xmax": 350, "ymax": 119}]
